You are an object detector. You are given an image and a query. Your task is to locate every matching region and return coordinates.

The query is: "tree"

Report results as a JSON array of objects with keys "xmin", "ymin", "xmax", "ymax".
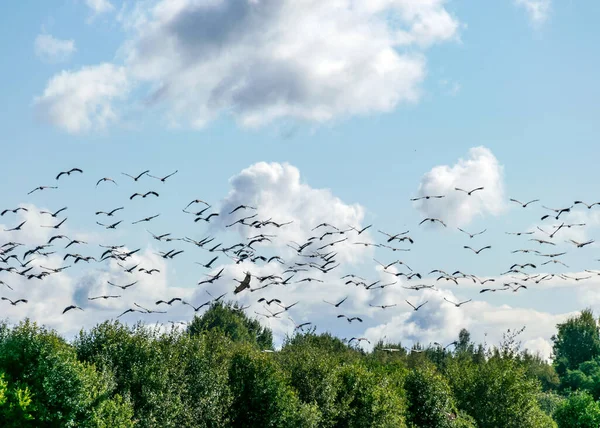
[
  {"xmin": 455, "ymin": 329, "xmax": 475, "ymax": 355},
  {"xmin": 554, "ymin": 391, "xmax": 600, "ymax": 428},
  {"xmin": 446, "ymin": 355, "xmax": 556, "ymax": 427},
  {"xmin": 0, "ymin": 372, "xmax": 34, "ymax": 426},
  {"xmin": 0, "ymin": 319, "xmax": 134, "ymax": 427},
  {"xmin": 404, "ymin": 364, "xmax": 458, "ymax": 427},
  {"xmin": 552, "ymin": 309, "xmax": 600, "ymax": 378},
  {"xmin": 187, "ymin": 301, "xmax": 273, "ymax": 349}
]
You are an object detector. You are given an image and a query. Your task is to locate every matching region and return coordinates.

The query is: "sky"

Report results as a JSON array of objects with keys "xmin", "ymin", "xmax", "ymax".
[{"xmin": 1, "ymin": 0, "xmax": 599, "ymax": 359}]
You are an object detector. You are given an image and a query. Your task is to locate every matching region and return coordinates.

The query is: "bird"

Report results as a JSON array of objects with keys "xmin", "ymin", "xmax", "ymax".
[
  {"xmin": 96, "ymin": 177, "xmax": 117, "ymax": 186},
  {"xmin": 349, "ymin": 337, "xmax": 371, "ymax": 344},
  {"xmin": 337, "ymin": 315, "xmax": 363, "ymax": 323},
  {"xmin": 184, "ymin": 199, "xmax": 210, "ymax": 210},
  {"xmin": 56, "ymin": 168, "xmax": 83, "ymax": 180},
  {"xmin": 567, "ymin": 239, "xmax": 595, "ymax": 248},
  {"xmin": 234, "ymin": 272, "xmax": 252, "ymax": 294},
  {"xmin": 4, "ymin": 221, "xmax": 26, "ymax": 232},
  {"xmin": 1, "ymin": 297, "xmax": 27, "ymax": 305},
  {"xmin": 509, "ymin": 198, "xmax": 539, "ymax": 208},
  {"xmin": 229, "ymin": 205, "xmax": 257, "ymax": 215},
  {"xmin": 458, "ymin": 228, "xmax": 486, "ymax": 239},
  {"xmin": 108, "ymin": 280, "xmax": 138, "ymax": 290},
  {"xmin": 529, "ymin": 238, "xmax": 555, "ymax": 246},
  {"xmin": 182, "ymin": 301, "xmax": 211, "ymax": 312},
  {"xmin": 62, "ymin": 305, "xmax": 83, "ymax": 314},
  {"xmin": 464, "ymin": 245, "xmax": 492, "ymax": 254},
  {"xmin": 40, "ymin": 217, "xmax": 68, "ymax": 230},
  {"xmin": 258, "ymin": 298, "xmax": 282, "ymax": 305},
  {"xmin": 156, "ymin": 298, "xmax": 183, "ymax": 306},
  {"xmin": 130, "ymin": 191, "xmax": 159, "ymax": 200},
  {"xmin": 410, "ymin": 195, "xmax": 445, "ymax": 201},
  {"xmin": 574, "ymin": 200, "xmax": 600, "ymax": 209},
  {"xmin": 95, "ymin": 207, "xmax": 124, "ymax": 216},
  {"xmin": 88, "ymin": 295, "xmax": 121, "ymax": 301},
  {"xmin": 96, "ymin": 220, "xmax": 122, "ymax": 229},
  {"xmin": 455, "ymin": 186, "xmax": 484, "ymax": 195},
  {"xmin": 196, "ymin": 256, "xmax": 219, "ymax": 268},
  {"xmin": 132, "ymin": 214, "xmax": 160, "ymax": 224},
  {"xmin": 443, "ymin": 298, "xmax": 472, "ymax": 307},
  {"xmin": 194, "ymin": 213, "xmax": 219, "ymax": 223},
  {"xmin": 148, "ymin": 170, "xmax": 178, "ymax": 182},
  {"xmin": 323, "ymin": 297, "xmax": 348, "ymax": 307},
  {"xmin": 419, "ymin": 218, "xmax": 446, "ymax": 227},
  {"xmin": 369, "ymin": 303, "xmax": 397, "ymax": 309},
  {"xmin": 406, "ymin": 300, "xmax": 428, "ymax": 311},
  {"xmin": 122, "ymin": 170, "xmax": 150, "ymax": 181},
  {"xmin": 1, "ymin": 207, "xmax": 28, "ymax": 216},
  {"xmin": 40, "ymin": 207, "xmax": 68, "ymax": 218},
  {"xmin": 27, "ymin": 186, "xmax": 57, "ymax": 195},
  {"xmin": 349, "ymin": 224, "xmax": 372, "ymax": 235},
  {"xmin": 139, "ymin": 268, "xmax": 160, "ymax": 275}
]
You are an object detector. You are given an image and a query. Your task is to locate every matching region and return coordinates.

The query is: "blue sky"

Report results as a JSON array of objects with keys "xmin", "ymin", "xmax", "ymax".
[{"xmin": 1, "ymin": 0, "xmax": 599, "ymax": 357}]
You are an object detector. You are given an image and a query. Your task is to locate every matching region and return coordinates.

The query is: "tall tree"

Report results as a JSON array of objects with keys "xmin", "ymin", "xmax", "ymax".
[{"xmin": 552, "ymin": 309, "xmax": 600, "ymax": 377}]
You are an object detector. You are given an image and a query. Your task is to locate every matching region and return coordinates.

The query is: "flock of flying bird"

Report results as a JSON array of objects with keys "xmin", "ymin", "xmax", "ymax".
[{"xmin": 1, "ymin": 167, "xmax": 599, "ymax": 348}]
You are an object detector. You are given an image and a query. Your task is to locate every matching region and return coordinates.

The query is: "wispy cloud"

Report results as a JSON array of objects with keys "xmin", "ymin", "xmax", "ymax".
[
  {"xmin": 34, "ymin": 34, "xmax": 76, "ymax": 63},
  {"xmin": 514, "ymin": 0, "xmax": 551, "ymax": 26},
  {"xmin": 34, "ymin": 63, "xmax": 131, "ymax": 134}
]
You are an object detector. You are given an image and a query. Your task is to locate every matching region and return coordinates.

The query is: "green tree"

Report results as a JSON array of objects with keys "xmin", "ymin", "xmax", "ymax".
[
  {"xmin": 227, "ymin": 345, "xmax": 320, "ymax": 427},
  {"xmin": 554, "ymin": 391, "xmax": 600, "ymax": 428},
  {"xmin": 0, "ymin": 372, "xmax": 34, "ymax": 426},
  {"xmin": 188, "ymin": 301, "xmax": 273, "ymax": 349},
  {"xmin": 404, "ymin": 364, "xmax": 457, "ymax": 427},
  {"xmin": 446, "ymin": 355, "xmax": 556, "ymax": 427},
  {"xmin": 0, "ymin": 319, "xmax": 134, "ymax": 427},
  {"xmin": 552, "ymin": 309, "xmax": 600, "ymax": 378}
]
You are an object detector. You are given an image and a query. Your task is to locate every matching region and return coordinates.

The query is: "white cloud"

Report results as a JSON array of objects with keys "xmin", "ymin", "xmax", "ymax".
[
  {"xmin": 34, "ymin": 63, "xmax": 131, "ymax": 134},
  {"xmin": 34, "ymin": 34, "xmax": 76, "ymax": 63},
  {"xmin": 85, "ymin": 0, "xmax": 115, "ymax": 15},
  {"xmin": 413, "ymin": 146, "xmax": 507, "ymax": 227},
  {"xmin": 215, "ymin": 162, "xmax": 373, "ymax": 264},
  {"xmin": 514, "ymin": 0, "xmax": 551, "ymax": 26},
  {"xmin": 108, "ymin": 0, "xmax": 459, "ymax": 129}
]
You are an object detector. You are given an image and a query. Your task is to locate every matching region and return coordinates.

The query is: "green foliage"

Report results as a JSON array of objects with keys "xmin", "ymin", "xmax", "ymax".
[
  {"xmin": 552, "ymin": 309, "xmax": 600, "ymax": 378},
  {"xmin": 0, "ymin": 319, "xmax": 135, "ymax": 427},
  {"xmin": 554, "ymin": 391, "xmax": 600, "ymax": 427},
  {"xmin": 227, "ymin": 345, "xmax": 320, "ymax": 427},
  {"xmin": 187, "ymin": 301, "xmax": 273, "ymax": 350},
  {"xmin": 446, "ymin": 355, "xmax": 555, "ymax": 427},
  {"xmin": 0, "ymin": 372, "xmax": 34, "ymax": 426},
  {"xmin": 404, "ymin": 364, "xmax": 457, "ymax": 428}
]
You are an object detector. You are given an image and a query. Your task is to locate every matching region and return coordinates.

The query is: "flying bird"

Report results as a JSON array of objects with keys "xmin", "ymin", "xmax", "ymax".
[
  {"xmin": 132, "ymin": 214, "xmax": 160, "ymax": 224},
  {"xmin": 455, "ymin": 187, "xmax": 484, "ymax": 195},
  {"xmin": 406, "ymin": 300, "xmax": 428, "ymax": 311},
  {"xmin": 56, "ymin": 168, "xmax": 83, "ymax": 180},
  {"xmin": 574, "ymin": 200, "xmax": 600, "ymax": 209},
  {"xmin": 148, "ymin": 170, "xmax": 178, "ymax": 182},
  {"xmin": 419, "ymin": 218, "xmax": 447, "ymax": 227},
  {"xmin": 40, "ymin": 207, "xmax": 68, "ymax": 218},
  {"xmin": 458, "ymin": 228, "xmax": 486, "ymax": 239},
  {"xmin": 464, "ymin": 245, "xmax": 492, "ymax": 254},
  {"xmin": 122, "ymin": 170, "xmax": 150, "ymax": 181},
  {"xmin": 28, "ymin": 186, "xmax": 57, "ymax": 195},
  {"xmin": 443, "ymin": 298, "xmax": 472, "ymax": 307},
  {"xmin": 228, "ymin": 205, "xmax": 257, "ymax": 215},
  {"xmin": 130, "ymin": 191, "xmax": 159, "ymax": 200},
  {"xmin": 1, "ymin": 297, "xmax": 27, "ymax": 305},
  {"xmin": 4, "ymin": 221, "xmax": 26, "ymax": 232},
  {"xmin": 41, "ymin": 218, "xmax": 67, "ymax": 229},
  {"xmin": 509, "ymin": 198, "xmax": 539, "ymax": 208},
  {"xmin": 96, "ymin": 177, "xmax": 117, "ymax": 186},
  {"xmin": 95, "ymin": 207, "xmax": 124, "ymax": 216},
  {"xmin": 410, "ymin": 195, "xmax": 445, "ymax": 201},
  {"xmin": 62, "ymin": 305, "xmax": 83, "ymax": 314},
  {"xmin": 323, "ymin": 296, "xmax": 348, "ymax": 308}
]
